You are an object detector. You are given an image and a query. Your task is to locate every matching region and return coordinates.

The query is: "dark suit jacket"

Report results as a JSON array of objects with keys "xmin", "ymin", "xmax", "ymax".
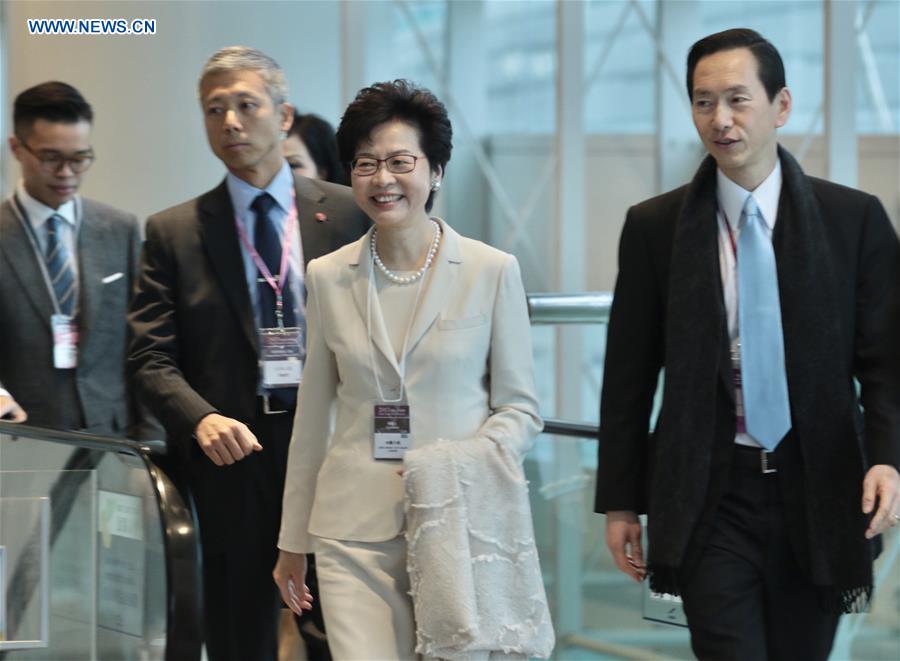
[
  {"xmin": 127, "ymin": 173, "xmax": 368, "ymax": 547},
  {"xmin": 595, "ymin": 150, "xmax": 900, "ymax": 587},
  {"xmin": 0, "ymin": 196, "xmax": 154, "ymax": 438}
]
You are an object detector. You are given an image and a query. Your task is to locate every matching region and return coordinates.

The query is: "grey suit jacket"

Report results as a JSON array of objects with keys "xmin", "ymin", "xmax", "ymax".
[{"xmin": 0, "ymin": 196, "xmax": 154, "ymax": 438}]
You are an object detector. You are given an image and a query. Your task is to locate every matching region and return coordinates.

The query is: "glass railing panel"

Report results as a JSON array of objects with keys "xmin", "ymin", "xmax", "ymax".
[
  {"xmin": 531, "ymin": 323, "xmax": 607, "ymax": 425},
  {"xmin": 531, "ymin": 324, "xmax": 558, "ymax": 419},
  {"xmin": 841, "ymin": 527, "xmax": 900, "ymax": 660},
  {"xmin": 0, "ymin": 433, "xmax": 171, "ymax": 660},
  {"xmin": 94, "ymin": 451, "xmax": 168, "ymax": 660},
  {"xmin": 1, "ymin": 466, "xmax": 96, "ymax": 658},
  {"xmin": 525, "ymin": 432, "xmax": 692, "ymax": 659}
]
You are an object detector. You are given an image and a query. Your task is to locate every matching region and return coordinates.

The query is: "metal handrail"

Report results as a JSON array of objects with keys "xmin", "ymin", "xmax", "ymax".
[
  {"xmin": 528, "ymin": 292, "xmax": 609, "ymax": 437},
  {"xmin": 542, "ymin": 418, "xmax": 598, "ymax": 439},
  {"xmin": 0, "ymin": 421, "xmax": 166, "ymax": 455},
  {"xmin": 527, "ymin": 291, "xmax": 612, "ymax": 324}
]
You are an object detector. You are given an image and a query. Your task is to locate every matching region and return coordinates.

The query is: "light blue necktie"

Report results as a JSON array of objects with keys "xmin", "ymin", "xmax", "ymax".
[
  {"xmin": 45, "ymin": 214, "xmax": 77, "ymax": 316},
  {"xmin": 737, "ymin": 195, "xmax": 791, "ymax": 450}
]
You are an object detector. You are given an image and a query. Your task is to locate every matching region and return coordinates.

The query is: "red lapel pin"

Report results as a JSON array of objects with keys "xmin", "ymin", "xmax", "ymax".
[{"xmin": 315, "ymin": 212, "xmax": 328, "ymax": 222}]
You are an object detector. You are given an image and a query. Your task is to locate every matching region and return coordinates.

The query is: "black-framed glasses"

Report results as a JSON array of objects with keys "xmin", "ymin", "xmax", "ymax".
[
  {"xmin": 350, "ymin": 154, "xmax": 421, "ymax": 177},
  {"xmin": 18, "ymin": 140, "xmax": 95, "ymax": 174}
]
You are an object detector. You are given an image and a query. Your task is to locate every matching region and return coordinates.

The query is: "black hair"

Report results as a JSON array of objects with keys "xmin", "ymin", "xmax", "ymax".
[
  {"xmin": 337, "ymin": 80, "xmax": 452, "ymax": 212},
  {"xmin": 686, "ymin": 28, "xmax": 786, "ymax": 102},
  {"xmin": 14, "ymin": 81, "xmax": 93, "ymax": 138},
  {"xmin": 288, "ymin": 111, "xmax": 347, "ymax": 185}
]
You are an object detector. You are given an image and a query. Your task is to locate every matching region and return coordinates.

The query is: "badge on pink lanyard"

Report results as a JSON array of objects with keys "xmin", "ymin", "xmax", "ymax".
[{"xmin": 234, "ymin": 191, "xmax": 304, "ymax": 388}]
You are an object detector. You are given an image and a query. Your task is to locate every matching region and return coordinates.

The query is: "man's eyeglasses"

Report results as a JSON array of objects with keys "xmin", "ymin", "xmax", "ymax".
[
  {"xmin": 350, "ymin": 154, "xmax": 421, "ymax": 177},
  {"xmin": 18, "ymin": 140, "xmax": 95, "ymax": 174}
]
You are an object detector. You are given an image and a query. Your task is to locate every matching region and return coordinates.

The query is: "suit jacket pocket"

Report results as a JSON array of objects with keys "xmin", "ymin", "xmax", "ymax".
[{"xmin": 438, "ymin": 314, "xmax": 487, "ymax": 331}]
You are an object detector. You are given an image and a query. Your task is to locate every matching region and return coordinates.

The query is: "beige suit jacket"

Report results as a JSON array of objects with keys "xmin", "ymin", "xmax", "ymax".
[{"xmin": 278, "ymin": 219, "xmax": 542, "ymax": 552}]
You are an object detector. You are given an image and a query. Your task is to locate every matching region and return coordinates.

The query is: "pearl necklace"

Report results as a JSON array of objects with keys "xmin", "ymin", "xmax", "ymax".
[{"xmin": 371, "ymin": 220, "xmax": 442, "ymax": 285}]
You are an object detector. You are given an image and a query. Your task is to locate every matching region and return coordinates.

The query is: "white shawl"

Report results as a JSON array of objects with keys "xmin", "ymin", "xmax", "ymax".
[{"xmin": 403, "ymin": 438, "xmax": 555, "ymax": 660}]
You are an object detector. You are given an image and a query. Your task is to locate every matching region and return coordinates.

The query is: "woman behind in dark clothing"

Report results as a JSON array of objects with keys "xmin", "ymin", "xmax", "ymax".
[{"xmin": 283, "ymin": 111, "xmax": 348, "ymax": 185}]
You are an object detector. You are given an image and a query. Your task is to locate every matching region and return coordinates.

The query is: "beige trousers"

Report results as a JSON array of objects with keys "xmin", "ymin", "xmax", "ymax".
[{"xmin": 313, "ymin": 535, "xmax": 417, "ymax": 660}]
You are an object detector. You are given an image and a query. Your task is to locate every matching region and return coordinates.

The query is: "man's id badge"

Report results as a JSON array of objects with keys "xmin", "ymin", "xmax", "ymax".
[
  {"xmin": 373, "ymin": 404, "xmax": 411, "ymax": 459},
  {"xmin": 260, "ymin": 327, "xmax": 303, "ymax": 388},
  {"xmin": 51, "ymin": 314, "xmax": 78, "ymax": 369}
]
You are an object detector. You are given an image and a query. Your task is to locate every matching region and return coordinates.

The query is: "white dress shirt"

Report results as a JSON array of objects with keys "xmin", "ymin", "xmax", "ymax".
[
  {"xmin": 15, "ymin": 179, "xmax": 80, "ymax": 281},
  {"xmin": 715, "ymin": 160, "xmax": 783, "ymax": 448}
]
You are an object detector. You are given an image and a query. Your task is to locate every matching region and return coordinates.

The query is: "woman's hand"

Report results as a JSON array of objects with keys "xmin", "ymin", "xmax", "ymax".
[{"xmin": 273, "ymin": 550, "xmax": 313, "ymax": 615}]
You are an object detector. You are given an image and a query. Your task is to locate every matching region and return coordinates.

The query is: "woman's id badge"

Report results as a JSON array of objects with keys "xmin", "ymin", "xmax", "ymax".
[
  {"xmin": 373, "ymin": 404, "xmax": 410, "ymax": 459},
  {"xmin": 260, "ymin": 327, "xmax": 303, "ymax": 388},
  {"xmin": 51, "ymin": 314, "xmax": 78, "ymax": 369}
]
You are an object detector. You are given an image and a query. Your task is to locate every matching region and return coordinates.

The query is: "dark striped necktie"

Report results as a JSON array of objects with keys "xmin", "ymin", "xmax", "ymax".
[
  {"xmin": 45, "ymin": 214, "xmax": 77, "ymax": 316},
  {"xmin": 252, "ymin": 193, "xmax": 296, "ymax": 328}
]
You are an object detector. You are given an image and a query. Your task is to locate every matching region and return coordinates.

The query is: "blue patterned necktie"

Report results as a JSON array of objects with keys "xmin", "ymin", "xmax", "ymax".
[
  {"xmin": 251, "ymin": 193, "xmax": 296, "ymax": 329},
  {"xmin": 45, "ymin": 214, "xmax": 77, "ymax": 316},
  {"xmin": 737, "ymin": 195, "xmax": 792, "ymax": 450}
]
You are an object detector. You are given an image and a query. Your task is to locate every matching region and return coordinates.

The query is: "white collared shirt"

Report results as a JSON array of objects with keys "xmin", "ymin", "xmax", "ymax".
[
  {"xmin": 716, "ymin": 159, "xmax": 783, "ymax": 448},
  {"xmin": 14, "ymin": 180, "xmax": 80, "ymax": 281}
]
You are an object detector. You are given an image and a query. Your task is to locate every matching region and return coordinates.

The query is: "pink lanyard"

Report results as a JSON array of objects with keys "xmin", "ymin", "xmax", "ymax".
[
  {"xmin": 234, "ymin": 190, "xmax": 299, "ymax": 327},
  {"xmin": 721, "ymin": 208, "xmax": 738, "ymax": 262}
]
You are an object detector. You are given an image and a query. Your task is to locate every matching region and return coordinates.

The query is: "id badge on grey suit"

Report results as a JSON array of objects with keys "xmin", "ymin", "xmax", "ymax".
[
  {"xmin": 259, "ymin": 327, "xmax": 303, "ymax": 388},
  {"xmin": 51, "ymin": 314, "xmax": 78, "ymax": 369}
]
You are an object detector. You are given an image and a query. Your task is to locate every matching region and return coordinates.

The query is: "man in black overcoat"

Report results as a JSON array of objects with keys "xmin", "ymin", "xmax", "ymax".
[{"xmin": 596, "ymin": 28, "xmax": 900, "ymax": 660}]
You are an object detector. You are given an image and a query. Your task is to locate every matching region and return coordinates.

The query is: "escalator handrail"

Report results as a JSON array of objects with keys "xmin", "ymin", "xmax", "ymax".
[
  {"xmin": 542, "ymin": 418, "xmax": 599, "ymax": 438},
  {"xmin": 0, "ymin": 421, "xmax": 165, "ymax": 455}
]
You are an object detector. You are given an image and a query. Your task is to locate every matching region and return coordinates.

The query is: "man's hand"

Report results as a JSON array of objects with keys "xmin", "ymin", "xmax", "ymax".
[
  {"xmin": 0, "ymin": 394, "xmax": 27, "ymax": 423},
  {"xmin": 273, "ymin": 550, "xmax": 313, "ymax": 615},
  {"xmin": 194, "ymin": 413, "xmax": 262, "ymax": 466},
  {"xmin": 606, "ymin": 510, "xmax": 647, "ymax": 582},
  {"xmin": 862, "ymin": 464, "xmax": 900, "ymax": 539}
]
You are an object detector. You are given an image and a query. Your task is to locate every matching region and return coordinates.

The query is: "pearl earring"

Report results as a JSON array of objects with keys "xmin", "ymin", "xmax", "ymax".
[{"xmin": 431, "ymin": 179, "xmax": 441, "ymax": 192}]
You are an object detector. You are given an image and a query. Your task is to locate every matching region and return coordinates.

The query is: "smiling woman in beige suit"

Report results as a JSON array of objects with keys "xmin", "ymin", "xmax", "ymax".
[{"xmin": 272, "ymin": 80, "xmax": 542, "ymax": 659}]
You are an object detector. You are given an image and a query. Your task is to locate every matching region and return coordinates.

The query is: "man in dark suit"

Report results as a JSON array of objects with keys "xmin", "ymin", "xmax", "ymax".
[
  {"xmin": 596, "ymin": 29, "xmax": 900, "ymax": 659},
  {"xmin": 128, "ymin": 47, "xmax": 367, "ymax": 661},
  {"xmin": 0, "ymin": 81, "xmax": 154, "ymax": 439}
]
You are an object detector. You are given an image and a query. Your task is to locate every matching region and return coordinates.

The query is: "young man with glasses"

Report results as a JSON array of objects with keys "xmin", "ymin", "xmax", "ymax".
[{"xmin": 1, "ymin": 81, "xmax": 156, "ymax": 439}]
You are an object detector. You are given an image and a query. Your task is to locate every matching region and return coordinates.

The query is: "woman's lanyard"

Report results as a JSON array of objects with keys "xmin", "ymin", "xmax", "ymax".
[
  {"xmin": 233, "ymin": 190, "xmax": 298, "ymax": 329},
  {"xmin": 365, "ymin": 244, "xmax": 428, "ymax": 404}
]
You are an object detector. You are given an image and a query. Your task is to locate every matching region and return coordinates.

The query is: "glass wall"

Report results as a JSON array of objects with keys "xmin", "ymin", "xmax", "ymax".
[
  {"xmin": 585, "ymin": 0, "xmax": 658, "ymax": 135},
  {"xmin": 485, "ymin": 0, "xmax": 557, "ymax": 134},
  {"xmin": 856, "ymin": 0, "xmax": 899, "ymax": 133}
]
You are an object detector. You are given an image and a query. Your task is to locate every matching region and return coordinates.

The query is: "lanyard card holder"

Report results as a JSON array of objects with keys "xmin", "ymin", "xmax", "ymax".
[
  {"xmin": 51, "ymin": 314, "xmax": 78, "ymax": 369},
  {"xmin": 260, "ymin": 327, "xmax": 304, "ymax": 388},
  {"xmin": 373, "ymin": 403, "xmax": 411, "ymax": 459}
]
